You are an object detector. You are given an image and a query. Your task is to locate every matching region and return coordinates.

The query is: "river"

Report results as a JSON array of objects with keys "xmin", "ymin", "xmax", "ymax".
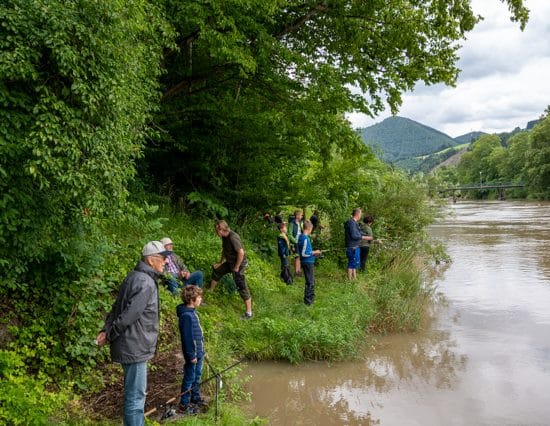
[{"xmin": 243, "ymin": 201, "xmax": 550, "ymax": 425}]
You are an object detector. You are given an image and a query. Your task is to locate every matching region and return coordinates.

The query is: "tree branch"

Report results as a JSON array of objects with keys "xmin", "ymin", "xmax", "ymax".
[{"xmin": 274, "ymin": 2, "xmax": 329, "ymax": 39}]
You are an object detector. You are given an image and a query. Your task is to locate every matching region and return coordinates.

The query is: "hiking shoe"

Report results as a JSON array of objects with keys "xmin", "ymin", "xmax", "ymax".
[
  {"xmin": 191, "ymin": 398, "xmax": 208, "ymax": 412},
  {"xmin": 177, "ymin": 403, "xmax": 199, "ymax": 416},
  {"xmin": 241, "ymin": 312, "xmax": 253, "ymax": 320}
]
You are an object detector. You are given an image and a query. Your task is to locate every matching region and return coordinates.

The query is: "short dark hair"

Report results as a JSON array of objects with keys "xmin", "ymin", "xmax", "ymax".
[
  {"xmin": 363, "ymin": 214, "xmax": 374, "ymax": 224},
  {"xmin": 182, "ymin": 285, "xmax": 203, "ymax": 305}
]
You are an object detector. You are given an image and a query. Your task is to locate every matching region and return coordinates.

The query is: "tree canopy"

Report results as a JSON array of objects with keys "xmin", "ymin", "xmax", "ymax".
[{"xmin": 145, "ymin": 0, "xmax": 530, "ymax": 212}]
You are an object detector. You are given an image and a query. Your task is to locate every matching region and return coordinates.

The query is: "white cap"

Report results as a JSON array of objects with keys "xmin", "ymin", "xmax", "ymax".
[
  {"xmin": 142, "ymin": 241, "xmax": 170, "ymax": 257},
  {"xmin": 160, "ymin": 237, "xmax": 173, "ymax": 246}
]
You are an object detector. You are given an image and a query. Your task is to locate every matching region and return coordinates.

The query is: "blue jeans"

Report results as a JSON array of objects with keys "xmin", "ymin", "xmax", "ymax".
[
  {"xmin": 180, "ymin": 356, "xmax": 203, "ymax": 405},
  {"xmin": 122, "ymin": 362, "xmax": 147, "ymax": 426},
  {"xmin": 166, "ymin": 271, "xmax": 204, "ymax": 295}
]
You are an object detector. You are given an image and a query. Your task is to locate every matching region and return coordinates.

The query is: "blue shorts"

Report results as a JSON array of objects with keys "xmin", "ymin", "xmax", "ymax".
[{"xmin": 346, "ymin": 247, "xmax": 360, "ymax": 269}]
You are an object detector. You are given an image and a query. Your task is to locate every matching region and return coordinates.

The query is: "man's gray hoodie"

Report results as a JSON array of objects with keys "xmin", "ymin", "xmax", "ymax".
[{"xmin": 103, "ymin": 260, "xmax": 161, "ymax": 364}]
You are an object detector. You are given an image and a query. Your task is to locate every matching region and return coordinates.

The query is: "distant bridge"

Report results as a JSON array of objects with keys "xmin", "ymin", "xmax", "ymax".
[{"xmin": 440, "ymin": 182, "xmax": 525, "ymax": 200}]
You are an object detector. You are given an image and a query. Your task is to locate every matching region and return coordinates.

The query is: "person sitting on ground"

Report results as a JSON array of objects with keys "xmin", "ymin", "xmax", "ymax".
[
  {"xmin": 298, "ymin": 220, "xmax": 321, "ymax": 305},
  {"xmin": 161, "ymin": 237, "xmax": 204, "ymax": 295},
  {"xmin": 277, "ymin": 222, "xmax": 293, "ymax": 285},
  {"xmin": 177, "ymin": 285, "xmax": 207, "ymax": 415},
  {"xmin": 288, "ymin": 209, "xmax": 304, "ymax": 277},
  {"xmin": 209, "ymin": 220, "xmax": 253, "ymax": 320},
  {"xmin": 359, "ymin": 214, "xmax": 375, "ymax": 273}
]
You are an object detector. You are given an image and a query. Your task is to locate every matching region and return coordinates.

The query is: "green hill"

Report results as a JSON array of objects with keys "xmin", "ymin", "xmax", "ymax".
[
  {"xmin": 453, "ymin": 131, "xmax": 486, "ymax": 144},
  {"xmin": 358, "ymin": 116, "xmax": 462, "ymax": 163}
]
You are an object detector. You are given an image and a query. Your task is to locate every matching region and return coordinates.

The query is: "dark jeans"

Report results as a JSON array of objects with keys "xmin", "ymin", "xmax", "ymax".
[
  {"xmin": 180, "ymin": 356, "xmax": 203, "ymax": 405},
  {"xmin": 166, "ymin": 271, "xmax": 204, "ymax": 295},
  {"xmin": 279, "ymin": 257, "xmax": 293, "ymax": 284},
  {"xmin": 301, "ymin": 263, "xmax": 315, "ymax": 305},
  {"xmin": 359, "ymin": 246, "xmax": 370, "ymax": 272}
]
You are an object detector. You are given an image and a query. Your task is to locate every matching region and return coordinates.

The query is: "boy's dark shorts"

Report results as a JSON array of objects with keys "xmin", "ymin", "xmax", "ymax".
[{"xmin": 212, "ymin": 261, "xmax": 251, "ymax": 301}]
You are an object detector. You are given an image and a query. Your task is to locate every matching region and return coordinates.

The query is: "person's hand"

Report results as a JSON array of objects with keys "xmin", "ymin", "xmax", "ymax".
[
  {"xmin": 213, "ymin": 262, "xmax": 221, "ymax": 269},
  {"xmin": 191, "ymin": 357, "xmax": 197, "ymax": 364},
  {"xmin": 183, "ymin": 271, "xmax": 191, "ymax": 280},
  {"xmin": 313, "ymin": 250, "xmax": 321, "ymax": 256},
  {"xmin": 233, "ymin": 266, "xmax": 240, "ymax": 273},
  {"xmin": 95, "ymin": 331, "xmax": 108, "ymax": 346}
]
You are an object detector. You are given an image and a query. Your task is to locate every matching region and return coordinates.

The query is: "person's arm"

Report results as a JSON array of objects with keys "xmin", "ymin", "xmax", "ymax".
[
  {"xmin": 234, "ymin": 248, "xmax": 245, "ymax": 272},
  {"xmin": 181, "ymin": 314, "xmax": 197, "ymax": 363},
  {"xmin": 213, "ymin": 250, "xmax": 225, "ymax": 269}
]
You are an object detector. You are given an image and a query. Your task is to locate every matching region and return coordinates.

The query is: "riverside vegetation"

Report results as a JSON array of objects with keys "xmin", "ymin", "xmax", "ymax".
[
  {"xmin": 0, "ymin": 1, "xmax": 530, "ymax": 424},
  {"xmin": 1, "ymin": 195, "xmax": 443, "ymax": 425}
]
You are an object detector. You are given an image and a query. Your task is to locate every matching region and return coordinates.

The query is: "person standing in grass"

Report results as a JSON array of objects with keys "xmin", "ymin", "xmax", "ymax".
[
  {"xmin": 96, "ymin": 241, "xmax": 168, "ymax": 426},
  {"xmin": 177, "ymin": 285, "xmax": 207, "ymax": 415},
  {"xmin": 209, "ymin": 220, "xmax": 253, "ymax": 319},
  {"xmin": 277, "ymin": 222, "xmax": 293, "ymax": 285},
  {"xmin": 359, "ymin": 215, "xmax": 375, "ymax": 273},
  {"xmin": 298, "ymin": 220, "xmax": 321, "ymax": 305},
  {"xmin": 288, "ymin": 209, "xmax": 304, "ymax": 277},
  {"xmin": 344, "ymin": 208, "xmax": 369, "ymax": 280}
]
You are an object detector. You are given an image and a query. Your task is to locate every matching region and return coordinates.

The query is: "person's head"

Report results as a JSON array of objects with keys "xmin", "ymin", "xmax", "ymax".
[
  {"xmin": 294, "ymin": 210, "xmax": 303, "ymax": 221},
  {"xmin": 363, "ymin": 214, "xmax": 374, "ymax": 225},
  {"xmin": 215, "ymin": 219, "xmax": 230, "ymax": 237},
  {"xmin": 303, "ymin": 220, "xmax": 313, "ymax": 234},
  {"xmin": 352, "ymin": 207, "xmax": 362, "ymax": 220},
  {"xmin": 278, "ymin": 222, "xmax": 288, "ymax": 233},
  {"xmin": 142, "ymin": 241, "xmax": 170, "ymax": 273},
  {"xmin": 182, "ymin": 285, "xmax": 203, "ymax": 307},
  {"xmin": 160, "ymin": 237, "xmax": 174, "ymax": 252}
]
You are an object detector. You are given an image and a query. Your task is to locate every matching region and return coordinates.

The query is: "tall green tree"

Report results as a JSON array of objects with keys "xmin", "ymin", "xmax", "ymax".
[
  {"xmin": 525, "ymin": 114, "xmax": 550, "ymax": 198},
  {"xmin": 145, "ymin": 0, "xmax": 529, "ymax": 213}
]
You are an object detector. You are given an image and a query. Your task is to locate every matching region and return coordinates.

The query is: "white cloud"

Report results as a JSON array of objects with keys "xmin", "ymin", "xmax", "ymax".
[{"xmin": 348, "ymin": 0, "xmax": 550, "ymax": 137}]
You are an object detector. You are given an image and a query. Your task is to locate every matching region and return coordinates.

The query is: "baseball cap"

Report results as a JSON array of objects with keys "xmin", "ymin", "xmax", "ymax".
[
  {"xmin": 160, "ymin": 237, "xmax": 173, "ymax": 246},
  {"xmin": 142, "ymin": 241, "xmax": 170, "ymax": 257}
]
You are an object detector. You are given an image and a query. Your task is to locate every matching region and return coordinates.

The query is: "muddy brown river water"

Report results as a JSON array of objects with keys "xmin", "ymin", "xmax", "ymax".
[{"xmin": 243, "ymin": 201, "xmax": 550, "ymax": 425}]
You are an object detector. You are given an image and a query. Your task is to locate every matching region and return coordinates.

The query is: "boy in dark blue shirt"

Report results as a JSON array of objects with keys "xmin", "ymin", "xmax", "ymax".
[
  {"xmin": 297, "ymin": 220, "xmax": 321, "ymax": 305},
  {"xmin": 177, "ymin": 285, "xmax": 207, "ymax": 415}
]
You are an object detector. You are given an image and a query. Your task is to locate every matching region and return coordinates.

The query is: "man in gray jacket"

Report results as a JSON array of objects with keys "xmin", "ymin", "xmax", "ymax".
[{"xmin": 96, "ymin": 241, "xmax": 168, "ymax": 426}]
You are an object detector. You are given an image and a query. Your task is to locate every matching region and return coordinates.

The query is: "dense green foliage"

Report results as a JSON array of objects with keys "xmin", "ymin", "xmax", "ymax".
[
  {"xmin": 429, "ymin": 111, "xmax": 550, "ymax": 199},
  {"xmin": 0, "ymin": 0, "xmax": 533, "ymax": 423},
  {"xmin": 358, "ymin": 116, "xmax": 462, "ymax": 163}
]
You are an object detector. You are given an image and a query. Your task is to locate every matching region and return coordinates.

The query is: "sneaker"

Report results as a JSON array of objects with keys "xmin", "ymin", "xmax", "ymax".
[
  {"xmin": 177, "ymin": 403, "xmax": 199, "ymax": 416},
  {"xmin": 241, "ymin": 312, "xmax": 253, "ymax": 320}
]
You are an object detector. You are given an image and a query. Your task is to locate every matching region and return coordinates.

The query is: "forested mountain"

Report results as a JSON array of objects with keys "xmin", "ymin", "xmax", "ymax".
[
  {"xmin": 357, "ymin": 116, "xmax": 462, "ymax": 163},
  {"xmin": 454, "ymin": 131, "xmax": 486, "ymax": 144}
]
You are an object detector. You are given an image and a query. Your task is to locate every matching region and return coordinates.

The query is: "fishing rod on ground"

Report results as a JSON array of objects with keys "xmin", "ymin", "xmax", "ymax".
[{"xmin": 145, "ymin": 320, "xmax": 314, "ymax": 421}]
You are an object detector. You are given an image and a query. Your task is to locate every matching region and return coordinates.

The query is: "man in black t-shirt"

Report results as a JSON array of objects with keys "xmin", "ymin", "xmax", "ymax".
[{"xmin": 209, "ymin": 220, "xmax": 253, "ymax": 319}]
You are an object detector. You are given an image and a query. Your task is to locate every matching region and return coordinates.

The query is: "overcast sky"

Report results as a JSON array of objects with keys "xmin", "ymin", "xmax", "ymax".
[{"xmin": 347, "ymin": 0, "xmax": 550, "ymax": 138}]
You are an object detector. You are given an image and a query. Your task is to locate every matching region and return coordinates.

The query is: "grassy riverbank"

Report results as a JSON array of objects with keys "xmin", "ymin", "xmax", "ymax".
[
  {"xmin": 1, "ymin": 203, "xmax": 436, "ymax": 425},
  {"xmin": 77, "ymin": 210, "xmax": 434, "ymax": 425}
]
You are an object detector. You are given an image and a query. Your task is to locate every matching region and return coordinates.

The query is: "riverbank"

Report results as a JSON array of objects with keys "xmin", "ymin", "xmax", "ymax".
[{"xmin": 78, "ymin": 213, "xmax": 434, "ymax": 425}]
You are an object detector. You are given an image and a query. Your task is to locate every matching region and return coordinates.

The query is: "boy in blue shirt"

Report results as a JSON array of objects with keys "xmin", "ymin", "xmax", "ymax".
[
  {"xmin": 297, "ymin": 220, "xmax": 321, "ymax": 305},
  {"xmin": 177, "ymin": 285, "xmax": 207, "ymax": 415}
]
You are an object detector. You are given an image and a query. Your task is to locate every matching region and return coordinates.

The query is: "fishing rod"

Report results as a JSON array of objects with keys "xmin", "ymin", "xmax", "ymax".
[{"xmin": 144, "ymin": 320, "xmax": 314, "ymax": 421}]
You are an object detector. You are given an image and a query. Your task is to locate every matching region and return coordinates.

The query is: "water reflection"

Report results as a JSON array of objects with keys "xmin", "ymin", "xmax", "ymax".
[
  {"xmin": 244, "ymin": 202, "xmax": 550, "ymax": 425},
  {"xmin": 244, "ymin": 298, "xmax": 467, "ymax": 425}
]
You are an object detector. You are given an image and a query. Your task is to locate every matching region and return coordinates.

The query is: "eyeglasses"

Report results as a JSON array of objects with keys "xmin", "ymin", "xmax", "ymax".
[{"xmin": 151, "ymin": 254, "xmax": 167, "ymax": 261}]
